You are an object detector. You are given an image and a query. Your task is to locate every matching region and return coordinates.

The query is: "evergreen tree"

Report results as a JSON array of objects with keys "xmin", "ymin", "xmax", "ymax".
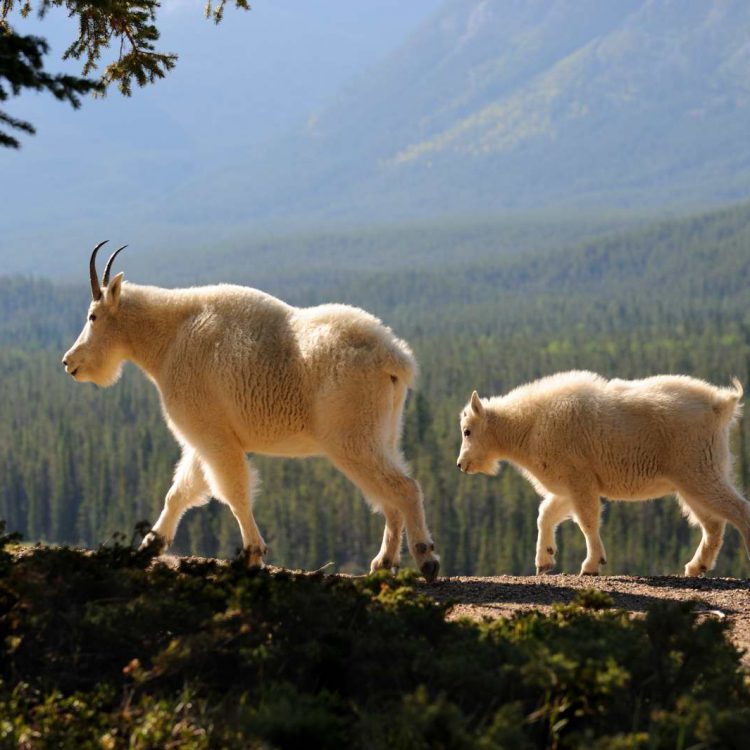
[
  {"xmin": 1, "ymin": 204, "xmax": 750, "ymax": 575},
  {"xmin": 0, "ymin": 0, "xmax": 249, "ymax": 147}
]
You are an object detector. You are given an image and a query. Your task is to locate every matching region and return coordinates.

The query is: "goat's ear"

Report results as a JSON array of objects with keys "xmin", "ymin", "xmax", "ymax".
[
  {"xmin": 105, "ymin": 272, "xmax": 124, "ymax": 311},
  {"xmin": 470, "ymin": 391, "xmax": 484, "ymax": 416}
]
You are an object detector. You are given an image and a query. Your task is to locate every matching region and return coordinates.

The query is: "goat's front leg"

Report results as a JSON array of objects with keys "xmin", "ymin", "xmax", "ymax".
[
  {"xmin": 141, "ymin": 447, "xmax": 209, "ymax": 552},
  {"xmin": 535, "ymin": 494, "xmax": 573, "ymax": 574},
  {"xmin": 571, "ymin": 494, "xmax": 607, "ymax": 575}
]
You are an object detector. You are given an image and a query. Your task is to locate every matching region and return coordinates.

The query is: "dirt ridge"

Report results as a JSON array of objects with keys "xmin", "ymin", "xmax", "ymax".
[{"xmin": 422, "ymin": 573, "xmax": 750, "ymax": 664}]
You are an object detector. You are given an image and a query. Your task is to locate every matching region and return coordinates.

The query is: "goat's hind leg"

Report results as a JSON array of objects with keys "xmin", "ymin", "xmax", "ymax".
[
  {"xmin": 329, "ymin": 449, "xmax": 440, "ymax": 582},
  {"xmin": 677, "ymin": 478, "xmax": 750, "ymax": 575},
  {"xmin": 200, "ymin": 448, "xmax": 267, "ymax": 567},
  {"xmin": 369, "ymin": 377, "xmax": 409, "ymax": 573},
  {"xmin": 677, "ymin": 493, "xmax": 726, "ymax": 577},
  {"xmin": 714, "ymin": 482, "xmax": 750, "ymax": 561},
  {"xmin": 141, "ymin": 447, "xmax": 210, "ymax": 552},
  {"xmin": 370, "ymin": 505, "xmax": 404, "ymax": 573}
]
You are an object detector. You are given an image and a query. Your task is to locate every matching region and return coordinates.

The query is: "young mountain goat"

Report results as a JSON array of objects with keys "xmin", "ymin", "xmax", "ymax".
[
  {"xmin": 457, "ymin": 370, "xmax": 748, "ymax": 577},
  {"xmin": 62, "ymin": 242, "xmax": 440, "ymax": 580}
]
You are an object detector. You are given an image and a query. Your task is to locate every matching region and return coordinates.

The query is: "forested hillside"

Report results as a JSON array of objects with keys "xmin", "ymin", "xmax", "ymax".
[{"xmin": 1, "ymin": 202, "xmax": 749, "ymax": 576}]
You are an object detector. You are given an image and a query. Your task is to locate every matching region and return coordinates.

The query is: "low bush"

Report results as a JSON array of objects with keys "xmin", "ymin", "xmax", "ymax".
[{"xmin": 1, "ymin": 522, "xmax": 749, "ymax": 748}]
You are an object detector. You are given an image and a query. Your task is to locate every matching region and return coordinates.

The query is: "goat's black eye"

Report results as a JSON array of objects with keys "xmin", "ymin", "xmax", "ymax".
[
  {"xmin": 88, "ymin": 314, "xmax": 96, "ymax": 322},
  {"xmin": 463, "ymin": 429, "xmax": 471, "ymax": 438}
]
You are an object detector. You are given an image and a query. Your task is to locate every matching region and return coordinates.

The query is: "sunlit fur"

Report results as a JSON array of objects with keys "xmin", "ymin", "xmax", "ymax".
[
  {"xmin": 457, "ymin": 370, "xmax": 748, "ymax": 577},
  {"xmin": 63, "ymin": 274, "xmax": 440, "ymax": 578}
]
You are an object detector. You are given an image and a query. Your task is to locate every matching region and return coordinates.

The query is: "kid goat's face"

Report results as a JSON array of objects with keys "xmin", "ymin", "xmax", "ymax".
[{"xmin": 457, "ymin": 391, "xmax": 501, "ymax": 476}]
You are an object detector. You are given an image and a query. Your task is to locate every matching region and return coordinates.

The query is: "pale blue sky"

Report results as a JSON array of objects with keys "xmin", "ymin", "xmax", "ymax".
[{"xmin": 1, "ymin": 1, "xmax": 442, "ymax": 274}]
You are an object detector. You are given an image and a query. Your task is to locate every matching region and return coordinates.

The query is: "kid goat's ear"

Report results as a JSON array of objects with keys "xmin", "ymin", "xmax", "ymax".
[
  {"xmin": 105, "ymin": 272, "xmax": 124, "ymax": 311},
  {"xmin": 470, "ymin": 390, "xmax": 484, "ymax": 416}
]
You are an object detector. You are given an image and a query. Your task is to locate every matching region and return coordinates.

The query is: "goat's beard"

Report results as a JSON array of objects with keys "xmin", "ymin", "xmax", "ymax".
[
  {"xmin": 485, "ymin": 459, "xmax": 503, "ymax": 476},
  {"xmin": 82, "ymin": 359, "xmax": 124, "ymax": 388},
  {"xmin": 462, "ymin": 455, "xmax": 503, "ymax": 476}
]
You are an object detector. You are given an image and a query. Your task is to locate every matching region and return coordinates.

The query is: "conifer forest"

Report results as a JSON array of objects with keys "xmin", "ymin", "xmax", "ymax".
[
  {"xmin": 2, "ymin": 202, "xmax": 750, "ymax": 578},
  {"xmin": 6, "ymin": 3, "xmax": 750, "ymax": 746}
]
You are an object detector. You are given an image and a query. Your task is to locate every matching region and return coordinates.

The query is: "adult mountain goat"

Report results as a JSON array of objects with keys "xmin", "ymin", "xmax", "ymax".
[
  {"xmin": 457, "ymin": 370, "xmax": 748, "ymax": 577},
  {"xmin": 62, "ymin": 242, "xmax": 440, "ymax": 581}
]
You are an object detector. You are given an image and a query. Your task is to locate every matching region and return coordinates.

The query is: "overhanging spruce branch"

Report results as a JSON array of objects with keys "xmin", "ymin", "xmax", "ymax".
[
  {"xmin": 0, "ymin": 1, "xmax": 251, "ymax": 146},
  {"xmin": 0, "ymin": 27, "xmax": 102, "ymax": 147}
]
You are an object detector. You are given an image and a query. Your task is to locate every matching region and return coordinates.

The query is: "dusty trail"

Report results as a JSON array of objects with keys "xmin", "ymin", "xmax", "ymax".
[
  {"xmin": 14, "ymin": 546, "xmax": 749, "ymax": 661},
  {"xmin": 158, "ymin": 553, "xmax": 750, "ymax": 664},
  {"xmin": 421, "ymin": 573, "xmax": 750, "ymax": 665}
]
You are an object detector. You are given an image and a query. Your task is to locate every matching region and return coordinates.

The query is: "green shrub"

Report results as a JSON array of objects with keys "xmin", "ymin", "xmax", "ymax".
[{"xmin": 1, "ymin": 529, "xmax": 749, "ymax": 748}]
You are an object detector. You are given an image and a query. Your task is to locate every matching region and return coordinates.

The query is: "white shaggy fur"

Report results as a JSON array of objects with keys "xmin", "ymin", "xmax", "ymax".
[
  {"xmin": 457, "ymin": 370, "xmax": 748, "ymax": 577},
  {"xmin": 63, "ymin": 253, "xmax": 440, "ymax": 580}
]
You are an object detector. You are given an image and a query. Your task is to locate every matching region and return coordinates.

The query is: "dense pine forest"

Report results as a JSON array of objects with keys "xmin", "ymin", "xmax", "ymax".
[{"xmin": 1, "ymin": 202, "xmax": 750, "ymax": 576}]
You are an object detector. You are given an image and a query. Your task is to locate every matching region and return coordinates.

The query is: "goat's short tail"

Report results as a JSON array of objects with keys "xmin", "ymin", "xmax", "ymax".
[
  {"xmin": 718, "ymin": 377, "xmax": 744, "ymax": 424},
  {"xmin": 386, "ymin": 337, "xmax": 418, "ymax": 389},
  {"xmin": 730, "ymin": 377, "xmax": 744, "ymax": 401},
  {"xmin": 730, "ymin": 377, "xmax": 745, "ymax": 419}
]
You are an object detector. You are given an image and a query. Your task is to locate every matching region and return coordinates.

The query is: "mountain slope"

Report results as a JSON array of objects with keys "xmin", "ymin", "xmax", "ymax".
[
  {"xmin": 0, "ymin": 1, "xmax": 441, "ymax": 270},
  {"xmin": 168, "ymin": 0, "xmax": 750, "ymax": 223},
  {"xmin": 3, "ymin": 0, "xmax": 750, "ymax": 266}
]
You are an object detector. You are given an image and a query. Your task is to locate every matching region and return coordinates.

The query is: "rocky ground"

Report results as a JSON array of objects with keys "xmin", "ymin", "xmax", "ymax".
[{"xmin": 422, "ymin": 573, "xmax": 750, "ymax": 665}]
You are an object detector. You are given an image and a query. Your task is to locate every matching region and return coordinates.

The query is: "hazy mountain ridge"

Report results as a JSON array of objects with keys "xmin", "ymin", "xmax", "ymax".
[
  {"xmin": 3, "ymin": 0, "xmax": 750, "ymax": 268},
  {"xmin": 207, "ymin": 0, "xmax": 750, "ymax": 220},
  {"xmin": 3, "ymin": 198, "xmax": 749, "ymax": 351}
]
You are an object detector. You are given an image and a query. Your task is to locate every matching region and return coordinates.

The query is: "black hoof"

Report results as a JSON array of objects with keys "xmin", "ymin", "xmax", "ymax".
[
  {"xmin": 241, "ymin": 544, "xmax": 267, "ymax": 568},
  {"xmin": 420, "ymin": 559, "xmax": 440, "ymax": 583},
  {"xmin": 371, "ymin": 556, "xmax": 401, "ymax": 574},
  {"xmin": 140, "ymin": 532, "xmax": 166, "ymax": 555}
]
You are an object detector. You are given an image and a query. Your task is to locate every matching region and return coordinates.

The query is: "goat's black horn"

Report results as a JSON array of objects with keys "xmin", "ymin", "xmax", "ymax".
[
  {"xmin": 89, "ymin": 240, "xmax": 108, "ymax": 300},
  {"xmin": 102, "ymin": 245, "xmax": 127, "ymax": 286}
]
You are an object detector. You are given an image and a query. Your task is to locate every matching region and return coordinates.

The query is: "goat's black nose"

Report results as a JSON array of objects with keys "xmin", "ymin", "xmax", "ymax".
[
  {"xmin": 456, "ymin": 461, "xmax": 462, "ymax": 470},
  {"xmin": 62, "ymin": 359, "xmax": 68, "ymax": 367}
]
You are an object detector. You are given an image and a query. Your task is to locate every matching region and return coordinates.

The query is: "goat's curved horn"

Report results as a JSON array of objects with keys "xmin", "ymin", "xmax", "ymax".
[
  {"xmin": 89, "ymin": 240, "xmax": 108, "ymax": 300},
  {"xmin": 102, "ymin": 245, "xmax": 127, "ymax": 286}
]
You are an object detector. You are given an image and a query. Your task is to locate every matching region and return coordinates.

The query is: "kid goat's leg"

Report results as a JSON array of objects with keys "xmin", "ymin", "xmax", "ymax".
[
  {"xmin": 570, "ymin": 493, "xmax": 607, "ymax": 575},
  {"xmin": 535, "ymin": 494, "xmax": 573, "ymax": 574},
  {"xmin": 677, "ymin": 477, "xmax": 750, "ymax": 575},
  {"xmin": 142, "ymin": 447, "xmax": 209, "ymax": 551},
  {"xmin": 677, "ymin": 494, "xmax": 726, "ymax": 576}
]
